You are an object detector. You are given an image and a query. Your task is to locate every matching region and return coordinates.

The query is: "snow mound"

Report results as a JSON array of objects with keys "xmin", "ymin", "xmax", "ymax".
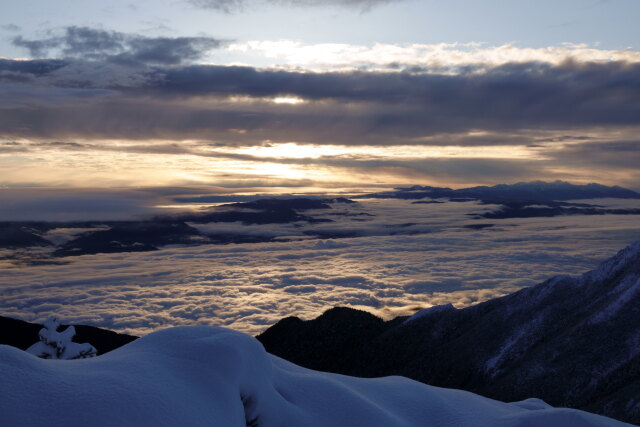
[{"xmin": 0, "ymin": 326, "xmax": 631, "ymax": 426}]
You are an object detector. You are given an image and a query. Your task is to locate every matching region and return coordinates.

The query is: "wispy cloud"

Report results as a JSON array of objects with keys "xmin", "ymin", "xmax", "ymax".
[
  {"xmin": 188, "ymin": 0, "xmax": 403, "ymax": 13},
  {"xmin": 13, "ymin": 26, "xmax": 224, "ymax": 65}
]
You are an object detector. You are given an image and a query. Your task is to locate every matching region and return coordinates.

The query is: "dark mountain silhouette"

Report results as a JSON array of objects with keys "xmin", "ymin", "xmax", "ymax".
[
  {"xmin": 179, "ymin": 198, "xmax": 348, "ymax": 225},
  {"xmin": 224, "ymin": 198, "xmax": 333, "ymax": 210},
  {"xmin": 458, "ymin": 181, "xmax": 640, "ymax": 201},
  {"xmin": 258, "ymin": 241, "xmax": 640, "ymax": 424},
  {"xmin": 0, "ymin": 224, "xmax": 53, "ymax": 249},
  {"xmin": 370, "ymin": 180, "xmax": 640, "ymax": 201},
  {"xmin": 52, "ymin": 221, "xmax": 201, "ymax": 256},
  {"xmin": 1, "ymin": 198, "xmax": 346, "ymax": 258},
  {"xmin": 367, "ymin": 181, "xmax": 640, "ymax": 219}
]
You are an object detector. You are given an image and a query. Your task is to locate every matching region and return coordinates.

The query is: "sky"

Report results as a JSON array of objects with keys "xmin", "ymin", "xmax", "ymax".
[{"xmin": 1, "ymin": 0, "xmax": 640, "ymax": 213}]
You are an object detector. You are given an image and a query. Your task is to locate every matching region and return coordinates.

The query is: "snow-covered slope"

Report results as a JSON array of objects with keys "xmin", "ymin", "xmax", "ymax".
[{"xmin": 0, "ymin": 326, "xmax": 631, "ymax": 427}]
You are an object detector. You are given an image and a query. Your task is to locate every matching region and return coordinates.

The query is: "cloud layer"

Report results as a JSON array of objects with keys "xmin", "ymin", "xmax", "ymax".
[{"xmin": 3, "ymin": 199, "xmax": 640, "ymax": 335}]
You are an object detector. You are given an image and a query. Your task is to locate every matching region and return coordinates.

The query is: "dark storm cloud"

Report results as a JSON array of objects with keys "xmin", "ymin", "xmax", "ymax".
[
  {"xmin": 0, "ymin": 58, "xmax": 67, "ymax": 79},
  {"xmin": 12, "ymin": 27, "xmax": 224, "ymax": 65},
  {"xmin": 150, "ymin": 61, "xmax": 640, "ymax": 127},
  {"xmin": 289, "ymin": 156, "xmax": 551, "ymax": 184},
  {"xmin": 0, "ymin": 82, "xmax": 114, "ymax": 108},
  {"xmin": 1, "ymin": 46, "xmax": 640, "ymax": 152},
  {"xmin": 189, "ymin": 0, "xmax": 402, "ymax": 13},
  {"xmin": 6, "ymin": 59, "xmax": 625, "ymax": 139},
  {"xmin": 548, "ymin": 140, "xmax": 640, "ymax": 169}
]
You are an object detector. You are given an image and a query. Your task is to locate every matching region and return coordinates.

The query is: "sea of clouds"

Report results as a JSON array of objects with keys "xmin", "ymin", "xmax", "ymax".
[{"xmin": 2, "ymin": 198, "xmax": 640, "ymax": 336}]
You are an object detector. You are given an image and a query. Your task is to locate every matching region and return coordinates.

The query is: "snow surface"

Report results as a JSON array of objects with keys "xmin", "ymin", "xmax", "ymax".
[{"xmin": 0, "ymin": 326, "xmax": 632, "ymax": 426}]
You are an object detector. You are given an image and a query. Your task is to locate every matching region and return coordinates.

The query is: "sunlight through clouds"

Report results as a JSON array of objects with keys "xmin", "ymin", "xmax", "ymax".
[
  {"xmin": 272, "ymin": 96, "xmax": 306, "ymax": 104},
  {"xmin": 225, "ymin": 41, "xmax": 640, "ymax": 71}
]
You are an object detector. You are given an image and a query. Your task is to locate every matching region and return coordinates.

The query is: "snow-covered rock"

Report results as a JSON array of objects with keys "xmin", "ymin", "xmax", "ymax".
[{"xmin": 0, "ymin": 326, "xmax": 631, "ymax": 426}]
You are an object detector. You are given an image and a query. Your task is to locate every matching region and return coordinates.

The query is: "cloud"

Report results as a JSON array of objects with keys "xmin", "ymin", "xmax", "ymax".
[
  {"xmin": 1, "ymin": 24, "xmax": 21, "ymax": 32},
  {"xmin": 297, "ymin": 157, "xmax": 552, "ymax": 184},
  {"xmin": 2, "ymin": 27, "xmax": 640, "ymax": 188},
  {"xmin": 149, "ymin": 61, "xmax": 640, "ymax": 129},
  {"xmin": 547, "ymin": 140, "xmax": 640, "ymax": 169},
  {"xmin": 225, "ymin": 40, "xmax": 640, "ymax": 71},
  {"xmin": 536, "ymin": 140, "xmax": 640, "ymax": 189},
  {"xmin": 12, "ymin": 26, "xmax": 224, "ymax": 65},
  {"xmin": 3, "ymin": 59, "xmax": 639, "ymax": 137},
  {"xmin": 189, "ymin": 0, "xmax": 402, "ymax": 13},
  {"xmin": 3, "ymin": 134, "xmax": 639, "ymax": 193},
  {"xmin": 4, "ymin": 31, "xmax": 640, "ymax": 142},
  {"xmin": 0, "ymin": 141, "xmax": 28, "ymax": 154},
  {"xmin": 3, "ymin": 198, "xmax": 640, "ymax": 335},
  {"xmin": 0, "ymin": 188, "xmax": 175, "ymax": 221},
  {"xmin": 0, "ymin": 58, "xmax": 67, "ymax": 82}
]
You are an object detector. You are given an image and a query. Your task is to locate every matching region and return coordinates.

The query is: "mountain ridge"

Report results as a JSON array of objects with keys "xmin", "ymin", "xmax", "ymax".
[{"xmin": 366, "ymin": 180, "xmax": 640, "ymax": 201}]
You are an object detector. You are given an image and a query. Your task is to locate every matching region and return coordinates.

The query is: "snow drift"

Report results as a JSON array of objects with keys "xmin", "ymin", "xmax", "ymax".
[{"xmin": 0, "ymin": 326, "xmax": 632, "ymax": 426}]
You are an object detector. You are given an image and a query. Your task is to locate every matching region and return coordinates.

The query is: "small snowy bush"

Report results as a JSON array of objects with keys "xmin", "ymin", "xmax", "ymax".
[{"xmin": 26, "ymin": 317, "xmax": 97, "ymax": 360}]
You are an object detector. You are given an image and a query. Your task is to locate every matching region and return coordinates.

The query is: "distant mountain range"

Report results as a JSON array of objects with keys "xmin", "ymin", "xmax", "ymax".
[
  {"xmin": 367, "ymin": 180, "xmax": 640, "ymax": 219},
  {"xmin": 366, "ymin": 180, "xmax": 640, "ymax": 201},
  {"xmin": 0, "ymin": 198, "xmax": 345, "ymax": 259},
  {"xmin": 2, "ymin": 182, "xmax": 640, "ymax": 261},
  {"xmin": 258, "ymin": 241, "xmax": 640, "ymax": 425}
]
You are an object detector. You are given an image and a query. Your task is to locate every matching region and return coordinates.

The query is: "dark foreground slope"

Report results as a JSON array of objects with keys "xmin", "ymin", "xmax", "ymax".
[{"xmin": 258, "ymin": 241, "xmax": 640, "ymax": 424}]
